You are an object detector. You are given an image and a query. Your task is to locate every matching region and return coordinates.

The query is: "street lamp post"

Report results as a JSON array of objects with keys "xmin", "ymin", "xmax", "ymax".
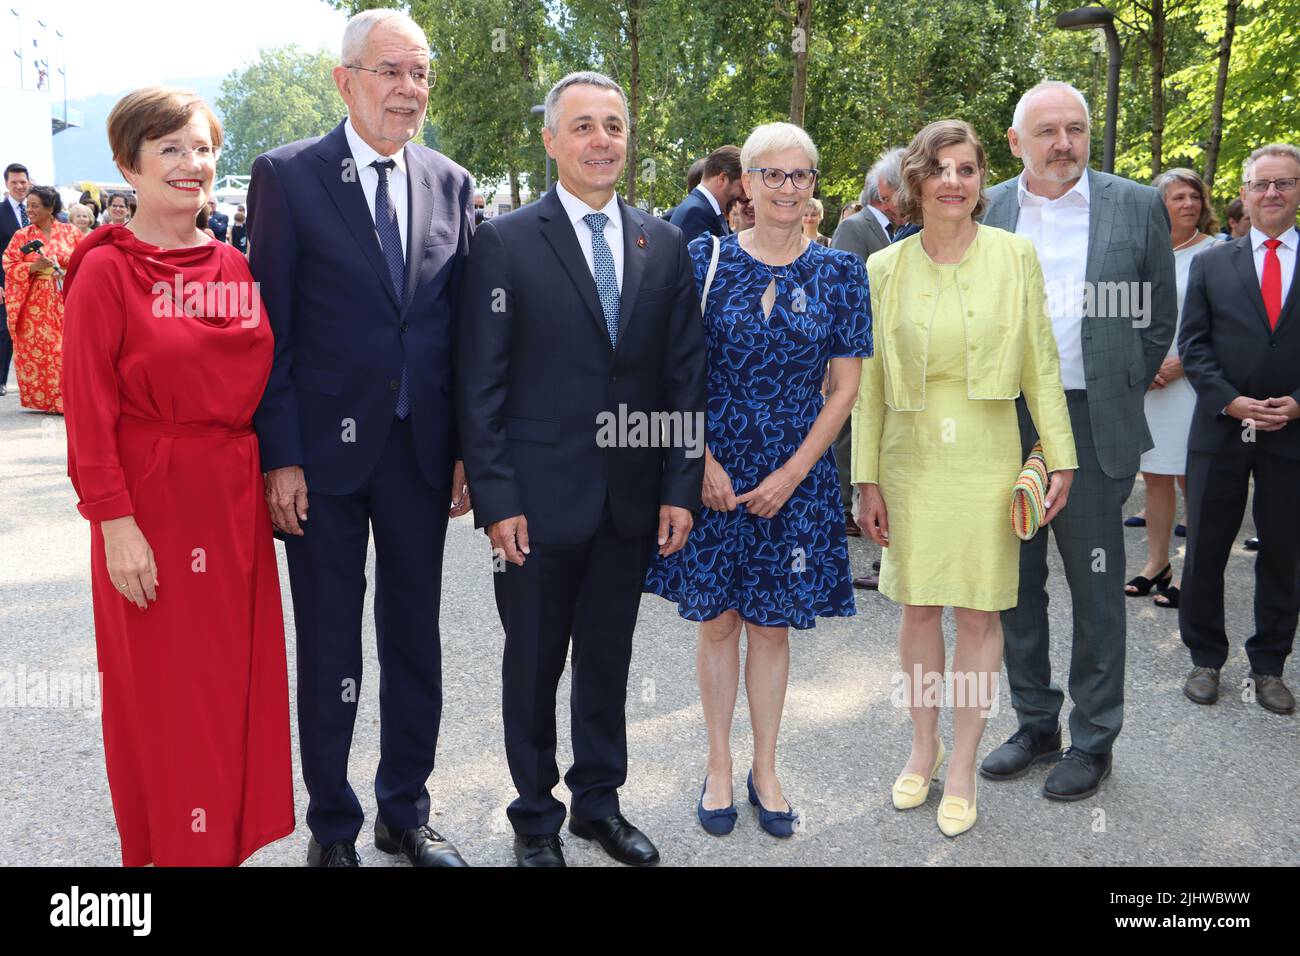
[
  {"xmin": 1056, "ymin": 5, "xmax": 1120, "ymax": 173},
  {"xmin": 530, "ymin": 104, "xmax": 552, "ymax": 194}
]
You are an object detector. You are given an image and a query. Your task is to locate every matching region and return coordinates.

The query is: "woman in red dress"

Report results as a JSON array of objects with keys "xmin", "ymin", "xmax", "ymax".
[
  {"xmin": 61, "ymin": 87, "xmax": 294, "ymax": 866},
  {"xmin": 2, "ymin": 186, "xmax": 80, "ymax": 413}
]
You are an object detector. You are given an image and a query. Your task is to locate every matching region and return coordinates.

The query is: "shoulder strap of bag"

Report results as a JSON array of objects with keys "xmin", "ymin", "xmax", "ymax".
[{"xmin": 699, "ymin": 233, "xmax": 721, "ymax": 314}]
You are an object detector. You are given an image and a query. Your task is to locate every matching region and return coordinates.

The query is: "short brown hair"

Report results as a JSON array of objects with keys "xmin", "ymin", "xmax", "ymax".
[
  {"xmin": 897, "ymin": 120, "xmax": 989, "ymax": 226},
  {"xmin": 703, "ymin": 145, "xmax": 741, "ymax": 183},
  {"xmin": 108, "ymin": 86, "xmax": 223, "ymax": 174},
  {"xmin": 1153, "ymin": 167, "xmax": 1219, "ymax": 235}
]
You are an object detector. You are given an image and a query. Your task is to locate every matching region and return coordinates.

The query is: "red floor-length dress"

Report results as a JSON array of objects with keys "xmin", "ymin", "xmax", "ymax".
[
  {"xmin": 2, "ymin": 221, "xmax": 81, "ymax": 412},
  {"xmin": 61, "ymin": 225, "xmax": 294, "ymax": 866}
]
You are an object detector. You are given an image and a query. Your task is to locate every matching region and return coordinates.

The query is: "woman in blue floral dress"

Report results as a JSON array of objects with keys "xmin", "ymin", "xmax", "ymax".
[{"xmin": 645, "ymin": 123, "xmax": 872, "ymax": 838}]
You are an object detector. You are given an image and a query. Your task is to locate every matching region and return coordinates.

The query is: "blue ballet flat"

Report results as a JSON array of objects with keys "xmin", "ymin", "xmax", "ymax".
[
  {"xmin": 747, "ymin": 770, "xmax": 799, "ymax": 838},
  {"xmin": 697, "ymin": 776, "xmax": 738, "ymax": 836}
]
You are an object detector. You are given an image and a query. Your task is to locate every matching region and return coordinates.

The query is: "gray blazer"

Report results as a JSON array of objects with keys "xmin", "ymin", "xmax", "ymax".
[
  {"xmin": 983, "ymin": 169, "xmax": 1177, "ymax": 479},
  {"xmin": 830, "ymin": 208, "xmax": 890, "ymax": 264}
]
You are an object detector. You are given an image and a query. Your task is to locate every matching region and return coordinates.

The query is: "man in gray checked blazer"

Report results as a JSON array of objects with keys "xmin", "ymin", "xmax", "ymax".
[{"xmin": 979, "ymin": 81, "xmax": 1177, "ymax": 800}]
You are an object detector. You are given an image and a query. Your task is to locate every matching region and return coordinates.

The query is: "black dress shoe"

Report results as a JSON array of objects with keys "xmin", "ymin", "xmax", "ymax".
[
  {"xmin": 1244, "ymin": 536, "xmax": 1260, "ymax": 551},
  {"xmin": 514, "ymin": 833, "xmax": 566, "ymax": 867},
  {"xmin": 852, "ymin": 574, "xmax": 879, "ymax": 590},
  {"xmin": 979, "ymin": 725, "xmax": 1062, "ymax": 780},
  {"xmin": 568, "ymin": 813, "xmax": 660, "ymax": 866},
  {"xmin": 1250, "ymin": 673, "xmax": 1296, "ymax": 715},
  {"xmin": 1183, "ymin": 666, "xmax": 1220, "ymax": 704},
  {"xmin": 1043, "ymin": 747, "xmax": 1112, "ymax": 801},
  {"xmin": 374, "ymin": 820, "xmax": 468, "ymax": 867},
  {"xmin": 872, "ymin": 559, "xmax": 881, "ymax": 572},
  {"xmin": 307, "ymin": 836, "xmax": 360, "ymax": 867}
]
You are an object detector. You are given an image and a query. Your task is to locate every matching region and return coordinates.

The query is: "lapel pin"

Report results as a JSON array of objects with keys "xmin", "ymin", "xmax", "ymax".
[{"xmin": 636, "ymin": 234, "xmax": 646, "ymax": 249}]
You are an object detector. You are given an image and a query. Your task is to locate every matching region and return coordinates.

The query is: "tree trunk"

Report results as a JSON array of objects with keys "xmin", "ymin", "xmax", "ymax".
[
  {"xmin": 789, "ymin": 0, "xmax": 812, "ymax": 126},
  {"xmin": 509, "ymin": 166, "xmax": 521, "ymax": 210},
  {"xmin": 1150, "ymin": 0, "xmax": 1165, "ymax": 175},
  {"xmin": 1203, "ymin": 0, "xmax": 1242, "ymax": 189},
  {"xmin": 625, "ymin": 0, "xmax": 641, "ymax": 205}
]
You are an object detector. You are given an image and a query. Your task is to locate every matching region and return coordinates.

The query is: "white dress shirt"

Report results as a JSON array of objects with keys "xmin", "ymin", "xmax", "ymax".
[
  {"xmin": 1249, "ymin": 224, "xmax": 1298, "ymax": 308},
  {"xmin": 556, "ymin": 180, "xmax": 624, "ymax": 292},
  {"xmin": 1015, "ymin": 170, "xmax": 1091, "ymax": 390},
  {"xmin": 865, "ymin": 202, "xmax": 891, "ymax": 234},
  {"xmin": 6, "ymin": 194, "xmax": 26, "ymax": 224},
  {"xmin": 693, "ymin": 182, "xmax": 723, "ymax": 219},
  {"xmin": 344, "ymin": 116, "xmax": 409, "ymax": 257}
]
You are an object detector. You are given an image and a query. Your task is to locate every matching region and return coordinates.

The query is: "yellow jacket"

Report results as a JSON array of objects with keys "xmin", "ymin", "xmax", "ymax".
[{"xmin": 851, "ymin": 225, "xmax": 1078, "ymax": 483}]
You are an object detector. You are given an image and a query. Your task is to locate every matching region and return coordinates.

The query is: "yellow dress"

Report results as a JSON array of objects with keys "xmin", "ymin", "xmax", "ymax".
[{"xmin": 873, "ymin": 267, "xmax": 1024, "ymax": 610}]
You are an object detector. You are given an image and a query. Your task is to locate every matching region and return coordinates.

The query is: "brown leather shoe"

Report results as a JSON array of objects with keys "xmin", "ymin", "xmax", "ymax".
[
  {"xmin": 1183, "ymin": 666, "xmax": 1220, "ymax": 705},
  {"xmin": 1250, "ymin": 673, "xmax": 1296, "ymax": 715},
  {"xmin": 853, "ymin": 574, "xmax": 879, "ymax": 590}
]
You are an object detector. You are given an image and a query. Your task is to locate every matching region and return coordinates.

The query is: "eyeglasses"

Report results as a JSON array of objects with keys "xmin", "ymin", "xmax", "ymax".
[
  {"xmin": 748, "ymin": 167, "xmax": 818, "ymax": 190},
  {"xmin": 146, "ymin": 145, "xmax": 220, "ymax": 163},
  {"xmin": 1245, "ymin": 177, "xmax": 1298, "ymax": 194},
  {"xmin": 346, "ymin": 64, "xmax": 435, "ymax": 89}
]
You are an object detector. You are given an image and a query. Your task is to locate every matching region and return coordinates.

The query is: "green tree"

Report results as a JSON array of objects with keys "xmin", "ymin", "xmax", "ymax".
[{"xmin": 216, "ymin": 45, "xmax": 343, "ymax": 177}]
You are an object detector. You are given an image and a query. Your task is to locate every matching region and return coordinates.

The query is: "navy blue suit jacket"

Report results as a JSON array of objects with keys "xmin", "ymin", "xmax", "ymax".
[
  {"xmin": 669, "ymin": 188, "xmax": 727, "ymax": 245},
  {"xmin": 248, "ymin": 120, "xmax": 474, "ymax": 496},
  {"xmin": 457, "ymin": 187, "xmax": 707, "ymax": 543},
  {"xmin": 0, "ymin": 199, "xmax": 21, "ymax": 292}
]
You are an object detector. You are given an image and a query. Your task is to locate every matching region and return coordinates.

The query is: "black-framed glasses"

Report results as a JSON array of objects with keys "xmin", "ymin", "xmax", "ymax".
[
  {"xmin": 346, "ymin": 63, "xmax": 435, "ymax": 89},
  {"xmin": 1245, "ymin": 177, "xmax": 1298, "ymax": 194},
  {"xmin": 748, "ymin": 167, "xmax": 818, "ymax": 190}
]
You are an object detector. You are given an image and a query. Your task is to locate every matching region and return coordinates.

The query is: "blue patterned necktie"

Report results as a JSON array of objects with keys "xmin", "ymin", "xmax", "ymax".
[
  {"xmin": 372, "ymin": 159, "xmax": 410, "ymax": 419},
  {"xmin": 583, "ymin": 212, "xmax": 620, "ymax": 347},
  {"xmin": 18, "ymin": 200, "xmax": 29, "ymax": 227}
]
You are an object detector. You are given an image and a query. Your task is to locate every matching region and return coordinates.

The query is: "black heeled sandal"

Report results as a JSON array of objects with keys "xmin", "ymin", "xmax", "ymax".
[
  {"xmin": 1125, "ymin": 563, "xmax": 1172, "ymax": 597},
  {"xmin": 1154, "ymin": 586, "xmax": 1180, "ymax": 609}
]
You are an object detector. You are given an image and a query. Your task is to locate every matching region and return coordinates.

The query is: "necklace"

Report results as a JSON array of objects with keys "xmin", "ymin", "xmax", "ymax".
[{"xmin": 1172, "ymin": 232, "xmax": 1202, "ymax": 251}]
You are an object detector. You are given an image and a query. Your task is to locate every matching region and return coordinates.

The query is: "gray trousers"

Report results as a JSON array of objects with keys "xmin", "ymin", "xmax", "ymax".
[
  {"xmin": 833, "ymin": 417, "xmax": 853, "ymax": 517},
  {"xmin": 1000, "ymin": 392, "xmax": 1135, "ymax": 755}
]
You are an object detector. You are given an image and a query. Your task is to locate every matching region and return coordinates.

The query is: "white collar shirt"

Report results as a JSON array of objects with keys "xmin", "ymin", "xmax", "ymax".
[
  {"xmin": 1015, "ymin": 169, "xmax": 1091, "ymax": 390},
  {"xmin": 344, "ymin": 115, "xmax": 409, "ymax": 257},
  {"xmin": 556, "ymin": 180, "xmax": 624, "ymax": 291}
]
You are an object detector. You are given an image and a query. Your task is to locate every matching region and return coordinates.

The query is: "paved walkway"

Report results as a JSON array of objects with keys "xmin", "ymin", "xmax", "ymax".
[{"xmin": 1, "ymin": 386, "xmax": 1294, "ymax": 866}]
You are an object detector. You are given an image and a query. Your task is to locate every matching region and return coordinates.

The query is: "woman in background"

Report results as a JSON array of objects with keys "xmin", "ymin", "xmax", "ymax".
[{"xmin": 2, "ymin": 185, "xmax": 80, "ymax": 413}]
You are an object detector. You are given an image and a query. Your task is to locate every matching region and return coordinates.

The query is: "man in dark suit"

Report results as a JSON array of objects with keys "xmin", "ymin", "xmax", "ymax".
[
  {"xmin": 669, "ymin": 144, "xmax": 742, "ymax": 244},
  {"xmin": 248, "ymin": 8, "xmax": 473, "ymax": 868},
  {"xmin": 205, "ymin": 197, "xmax": 229, "ymax": 242},
  {"xmin": 0, "ymin": 163, "xmax": 32, "ymax": 396},
  {"xmin": 661, "ymin": 157, "xmax": 706, "ymax": 222},
  {"xmin": 1179, "ymin": 143, "xmax": 1300, "ymax": 716},
  {"xmin": 980, "ymin": 81, "xmax": 1177, "ymax": 799},
  {"xmin": 458, "ymin": 71, "xmax": 707, "ymax": 868}
]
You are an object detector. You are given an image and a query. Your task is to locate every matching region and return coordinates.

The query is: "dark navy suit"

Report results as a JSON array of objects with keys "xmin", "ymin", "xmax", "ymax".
[
  {"xmin": 457, "ymin": 187, "xmax": 706, "ymax": 834},
  {"xmin": 669, "ymin": 187, "xmax": 728, "ymax": 245},
  {"xmin": 249, "ymin": 119, "xmax": 473, "ymax": 847}
]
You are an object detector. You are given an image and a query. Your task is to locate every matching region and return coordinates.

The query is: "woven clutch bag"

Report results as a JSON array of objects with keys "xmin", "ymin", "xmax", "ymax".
[{"xmin": 1010, "ymin": 442, "xmax": 1049, "ymax": 541}]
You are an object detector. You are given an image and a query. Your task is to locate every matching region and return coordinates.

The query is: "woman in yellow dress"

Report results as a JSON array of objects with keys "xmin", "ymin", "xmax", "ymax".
[{"xmin": 851, "ymin": 120, "xmax": 1077, "ymax": 837}]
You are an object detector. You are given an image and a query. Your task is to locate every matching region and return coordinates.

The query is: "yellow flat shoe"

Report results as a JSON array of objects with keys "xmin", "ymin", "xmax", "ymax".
[
  {"xmin": 892, "ymin": 739, "xmax": 946, "ymax": 810},
  {"xmin": 937, "ymin": 779, "xmax": 978, "ymax": 837}
]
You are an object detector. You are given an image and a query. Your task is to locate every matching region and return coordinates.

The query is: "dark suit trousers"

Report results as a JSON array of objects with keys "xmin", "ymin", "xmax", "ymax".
[
  {"xmin": 833, "ymin": 418, "xmax": 853, "ymax": 516},
  {"xmin": 1001, "ymin": 392, "xmax": 1135, "ymax": 754},
  {"xmin": 495, "ymin": 502, "xmax": 653, "ymax": 835},
  {"xmin": 284, "ymin": 417, "xmax": 449, "ymax": 846},
  {"xmin": 1181, "ymin": 448, "xmax": 1300, "ymax": 676}
]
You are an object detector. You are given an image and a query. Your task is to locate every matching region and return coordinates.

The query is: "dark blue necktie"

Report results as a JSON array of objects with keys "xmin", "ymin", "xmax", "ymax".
[
  {"xmin": 18, "ymin": 200, "xmax": 29, "ymax": 227},
  {"xmin": 372, "ymin": 159, "xmax": 409, "ymax": 419}
]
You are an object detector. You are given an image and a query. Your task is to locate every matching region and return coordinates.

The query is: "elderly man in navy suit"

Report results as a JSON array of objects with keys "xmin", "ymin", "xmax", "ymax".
[{"xmin": 248, "ymin": 8, "xmax": 473, "ymax": 868}]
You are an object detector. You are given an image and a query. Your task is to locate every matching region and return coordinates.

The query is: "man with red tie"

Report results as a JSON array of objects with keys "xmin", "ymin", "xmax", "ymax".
[{"xmin": 1178, "ymin": 142, "xmax": 1300, "ymax": 715}]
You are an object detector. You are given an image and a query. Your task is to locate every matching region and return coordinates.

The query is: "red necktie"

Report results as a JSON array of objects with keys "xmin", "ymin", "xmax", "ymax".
[{"xmin": 1262, "ymin": 238, "xmax": 1282, "ymax": 330}]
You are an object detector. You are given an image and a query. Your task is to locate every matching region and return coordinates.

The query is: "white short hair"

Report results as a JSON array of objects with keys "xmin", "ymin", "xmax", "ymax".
[
  {"xmin": 740, "ymin": 122, "xmax": 819, "ymax": 174},
  {"xmin": 1012, "ymin": 81, "xmax": 1091, "ymax": 133},
  {"xmin": 861, "ymin": 147, "xmax": 904, "ymax": 205},
  {"xmin": 341, "ymin": 8, "xmax": 427, "ymax": 66},
  {"xmin": 1242, "ymin": 143, "xmax": 1300, "ymax": 182}
]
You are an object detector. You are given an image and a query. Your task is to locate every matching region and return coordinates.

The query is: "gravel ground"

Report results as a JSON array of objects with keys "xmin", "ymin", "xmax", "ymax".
[{"xmin": 1, "ymin": 384, "xmax": 1295, "ymax": 867}]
